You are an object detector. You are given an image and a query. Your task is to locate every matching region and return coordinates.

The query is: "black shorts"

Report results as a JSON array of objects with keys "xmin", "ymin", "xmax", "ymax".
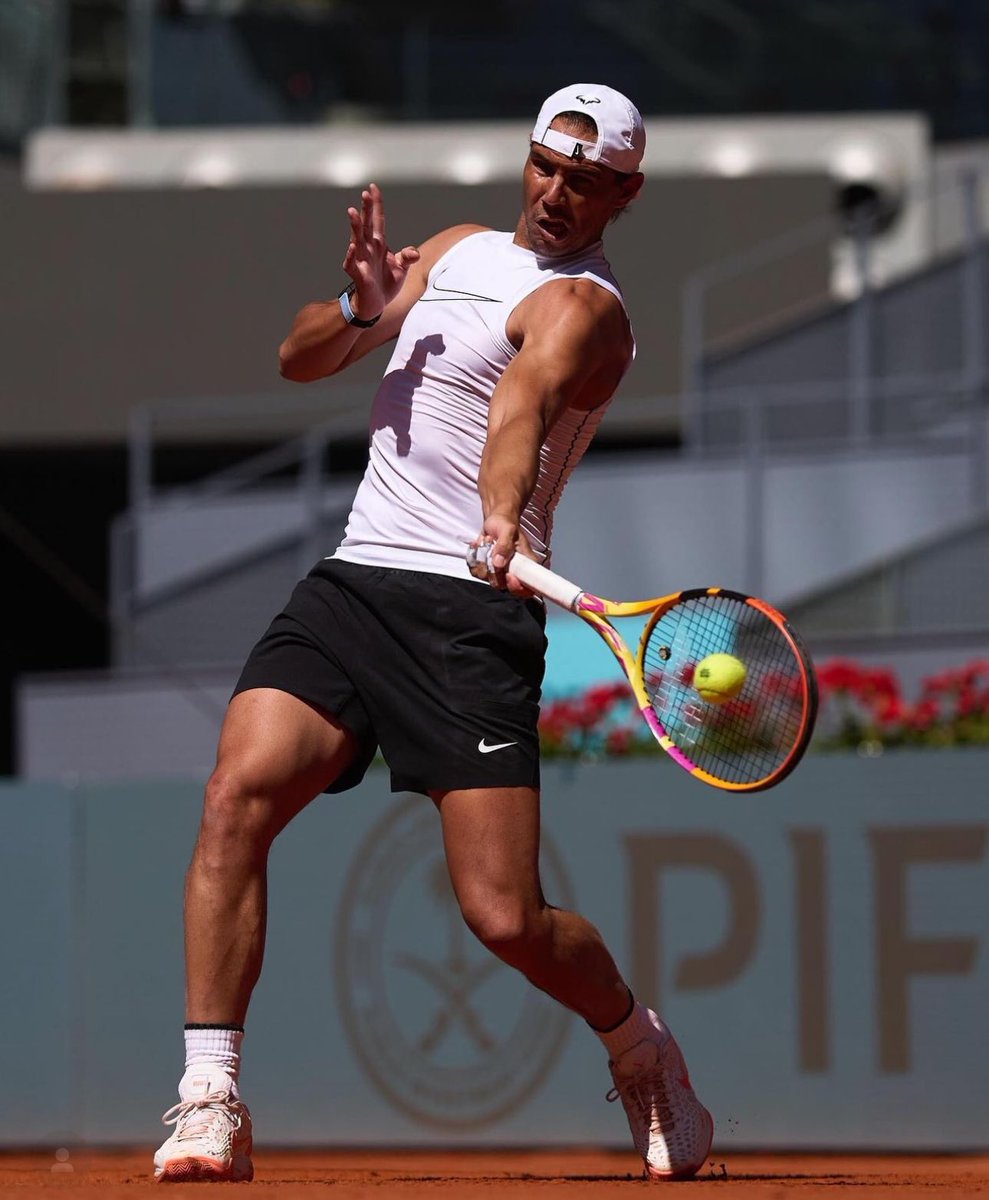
[{"xmin": 233, "ymin": 558, "xmax": 547, "ymax": 795}]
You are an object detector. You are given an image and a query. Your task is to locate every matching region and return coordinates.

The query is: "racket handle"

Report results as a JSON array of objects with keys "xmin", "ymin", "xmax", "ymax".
[{"xmin": 471, "ymin": 545, "xmax": 583, "ymax": 611}]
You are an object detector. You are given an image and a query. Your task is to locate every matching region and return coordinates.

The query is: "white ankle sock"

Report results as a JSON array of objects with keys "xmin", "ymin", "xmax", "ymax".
[
  {"xmin": 181, "ymin": 1026, "xmax": 243, "ymax": 1099},
  {"xmin": 595, "ymin": 1002, "xmax": 668, "ymax": 1061}
]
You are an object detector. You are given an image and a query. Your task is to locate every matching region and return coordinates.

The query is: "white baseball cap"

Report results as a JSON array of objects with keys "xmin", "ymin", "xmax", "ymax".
[{"xmin": 531, "ymin": 83, "xmax": 645, "ymax": 174}]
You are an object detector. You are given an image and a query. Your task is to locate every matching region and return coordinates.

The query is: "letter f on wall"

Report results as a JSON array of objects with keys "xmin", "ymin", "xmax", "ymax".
[{"xmin": 871, "ymin": 826, "xmax": 986, "ymax": 1072}]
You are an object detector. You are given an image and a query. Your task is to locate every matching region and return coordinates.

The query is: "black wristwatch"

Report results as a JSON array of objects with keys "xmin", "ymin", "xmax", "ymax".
[{"xmin": 337, "ymin": 281, "xmax": 381, "ymax": 328}]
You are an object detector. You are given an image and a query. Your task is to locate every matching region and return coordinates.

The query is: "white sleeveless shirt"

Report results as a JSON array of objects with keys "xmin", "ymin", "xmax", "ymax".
[{"xmin": 333, "ymin": 229, "xmax": 632, "ymax": 579}]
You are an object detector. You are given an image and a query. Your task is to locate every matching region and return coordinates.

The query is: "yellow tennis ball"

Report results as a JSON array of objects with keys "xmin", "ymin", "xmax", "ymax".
[{"xmin": 694, "ymin": 653, "xmax": 747, "ymax": 704}]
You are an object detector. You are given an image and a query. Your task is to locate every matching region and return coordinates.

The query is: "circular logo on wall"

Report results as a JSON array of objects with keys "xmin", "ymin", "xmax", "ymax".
[{"xmin": 335, "ymin": 794, "xmax": 574, "ymax": 1129}]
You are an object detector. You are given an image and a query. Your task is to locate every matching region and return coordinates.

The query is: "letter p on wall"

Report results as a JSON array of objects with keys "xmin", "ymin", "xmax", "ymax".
[{"xmin": 625, "ymin": 833, "xmax": 760, "ymax": 1015}]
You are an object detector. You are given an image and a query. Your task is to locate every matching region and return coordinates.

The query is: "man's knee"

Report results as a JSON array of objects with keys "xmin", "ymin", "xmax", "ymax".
[
  {"xmin": 459, "ymin": 894, "xmax": 543, "ymax": 959},
  {"xmin": 199, "ymin": 768, "xmax": 276, "ymax": 856}
]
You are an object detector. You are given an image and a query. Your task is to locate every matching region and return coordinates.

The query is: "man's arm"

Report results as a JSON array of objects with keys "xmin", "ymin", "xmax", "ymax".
[
  {"xmin": 279, "ymin": 183, "xmax": 484, "ymax": 382},
  {"xmin": 474, "ymin": 278, "xmax": 632, "ymax": 589}
]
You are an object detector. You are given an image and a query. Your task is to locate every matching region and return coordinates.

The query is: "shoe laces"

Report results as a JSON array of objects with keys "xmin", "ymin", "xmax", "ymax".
[
  {"xmin": 161, "ymin": 1091, "xmax": 243, "ymax": 1142},
  {"xmin": 606, "ymin": 1061, "xmax": 675, "ymax": 1136}
]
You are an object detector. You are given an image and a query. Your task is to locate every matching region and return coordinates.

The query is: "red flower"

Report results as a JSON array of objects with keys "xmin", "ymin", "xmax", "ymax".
[
  {"xmin": 874, "ymin": 695, "xmax": 906, "ymax": 725},
  {"xmin": 675, "ymin": 662, "xmax": 696, "ymax": 686},
  {"xmin": 860, "ymin": 667, "xmax": 898, "ymax": 699},
  {"xmin": 962, "ymin": 661, "xmax": 989, "ymax": 688},
  {"xmin": 605, "ymin": 728, "xmax": 636, "ymax": 755},
  {"xmin": 761, "ymin": 670, "xmax": 803, "ymax": 702},
  {"xmin": 583, "ymin": 682, "xmax": 627, "ymax": 710},
  {"xmin": 816, "ymin": 658, "xmax": 864, "ymax": 693},
  {"xmin": 921, "ymin": 670, "xmax": 954, "ymax": 695},
  {"xmin": 539, "ymin": 699, "xmax": 581, "ymax": 739},
  {"xmin": 713, "ymin": 697, "xmax": 756, "ymax": 723},
  {"xmin": 907, "ymin": 699, "xmax": 939, "ymax": 731},
  {"xmin": 545, "ymin": 655, "xmax": 989, "ymax": 756}
]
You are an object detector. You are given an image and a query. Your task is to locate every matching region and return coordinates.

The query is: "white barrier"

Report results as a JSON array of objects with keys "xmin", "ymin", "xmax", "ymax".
[{"xmin": 1, "ymin": 752, "xmax": 986, "ymax": 1149}]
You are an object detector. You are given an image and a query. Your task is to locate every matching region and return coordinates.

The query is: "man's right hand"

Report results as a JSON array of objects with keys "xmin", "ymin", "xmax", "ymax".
[
  {"xmin": 468, "ymin": 515, "xmax": 537, "ymax": 598},
  {"xmin": 343, "ymin": 183, "xmax": 420, "ymax": 320}
]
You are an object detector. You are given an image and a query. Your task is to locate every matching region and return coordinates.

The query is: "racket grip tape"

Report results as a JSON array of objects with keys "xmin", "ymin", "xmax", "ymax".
[{"xmin": 470, "ymin": 545, "xmax": 583, "ymax": 611}]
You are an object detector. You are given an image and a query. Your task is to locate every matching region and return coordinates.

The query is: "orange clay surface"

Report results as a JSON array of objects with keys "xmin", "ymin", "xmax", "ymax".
[{"xmin": 1, "ymin": 1149, "xmax": 986, "ymax": 1198}]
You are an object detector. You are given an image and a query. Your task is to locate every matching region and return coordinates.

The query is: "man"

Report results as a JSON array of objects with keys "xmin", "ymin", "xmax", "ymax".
[{"xmin": 153, "ymin": 84, "xmax": 713, "ymax": 1183}]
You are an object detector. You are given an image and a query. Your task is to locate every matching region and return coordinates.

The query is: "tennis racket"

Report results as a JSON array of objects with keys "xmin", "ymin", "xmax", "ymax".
[{"xmin": 470, "ymin": 547, "xmax": 817, "ymax": 792}]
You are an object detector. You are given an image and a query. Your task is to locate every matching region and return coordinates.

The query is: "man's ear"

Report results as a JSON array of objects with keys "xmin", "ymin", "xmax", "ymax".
[{"xmin": 616, "ymin": 171, "xmax": 645, "ymax": 213}]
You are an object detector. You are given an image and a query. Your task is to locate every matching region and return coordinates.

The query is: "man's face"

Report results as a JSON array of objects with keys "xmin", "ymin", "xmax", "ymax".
[{"xmin": 516, "ymin": 127, "xmax": 642, "ymax": 258}]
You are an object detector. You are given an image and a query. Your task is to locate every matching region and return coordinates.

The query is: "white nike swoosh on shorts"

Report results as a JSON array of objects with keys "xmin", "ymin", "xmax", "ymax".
[{"xmin": 477, "ymin": 739, "xmax": 518, "ymax": 753}]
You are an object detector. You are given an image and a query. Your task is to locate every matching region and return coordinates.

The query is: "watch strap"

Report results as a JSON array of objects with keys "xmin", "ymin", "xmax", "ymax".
[{"xmin": 338, "ymin": 282, "xmax": 381, "ymax": 328}]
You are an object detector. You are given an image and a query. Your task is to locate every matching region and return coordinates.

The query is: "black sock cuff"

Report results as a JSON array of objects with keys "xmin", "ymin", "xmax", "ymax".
[
  {"xmin": 184, "ymin": 1023, "xmax": 245, "ymax": 1033},
  {"xmin": 588, "ymin": 986, "xmax": 635, "ymax": 1033}
]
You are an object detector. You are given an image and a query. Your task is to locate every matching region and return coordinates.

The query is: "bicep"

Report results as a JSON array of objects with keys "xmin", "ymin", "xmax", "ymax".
[{"xmin": 490, "ymin": 289, "xmax": 630, "ymax": 433}]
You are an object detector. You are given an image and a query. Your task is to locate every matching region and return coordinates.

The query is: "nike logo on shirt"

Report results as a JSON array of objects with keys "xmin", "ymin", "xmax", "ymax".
[
  {"xmin": 478, "ymin": 739, "xmax": 517, "ymax": 753},
  {"xmin": 421, "ymin": 284, "xmax": 502, "ymax": 303}
]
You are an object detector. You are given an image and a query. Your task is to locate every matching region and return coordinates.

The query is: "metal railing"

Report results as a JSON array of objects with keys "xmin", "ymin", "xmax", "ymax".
[
  {"xmin": 682, "ymin": 158, "xmax": 989, "ymax": 452},
  {"xmin": 683, "ymin": 378, "xmax": 989, "ymax": 601},
  {"xmin": 115, "ymin": 386, "xmax": 371, "ymax": 651},
  {"xmin": 126, "ymin": 386, "xmax": 371, "ymax": 512},
  {"xmin": 117, "ymin": 371, "xmax": 989, "ymax": 617}
]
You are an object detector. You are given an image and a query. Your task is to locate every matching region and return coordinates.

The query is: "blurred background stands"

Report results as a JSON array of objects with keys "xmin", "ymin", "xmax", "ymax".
[{"xmin": 5, "ymin": 0, "xmax": 989, "ymax": 137}]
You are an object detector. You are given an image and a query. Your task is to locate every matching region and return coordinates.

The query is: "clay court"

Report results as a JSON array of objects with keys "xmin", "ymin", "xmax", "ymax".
[{"xmin": 2, "ymin": 1149, "xmax": 986, "ymax": 1198}]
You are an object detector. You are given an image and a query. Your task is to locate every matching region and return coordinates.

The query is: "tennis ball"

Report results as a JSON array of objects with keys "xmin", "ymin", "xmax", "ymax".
[{"xmin": 694, "ymin": 653, "xmax": 747, "ymax": 704}]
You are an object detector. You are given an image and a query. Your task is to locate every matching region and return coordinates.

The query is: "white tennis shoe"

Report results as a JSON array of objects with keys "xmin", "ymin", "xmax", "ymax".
[
  {"xmin": 607, "ymin": 1029, "xmax": 713, "ymax": 1180},
  {"xmin": 154, "ymin": 1067, "xmax": 254, "ymax": 1183}
]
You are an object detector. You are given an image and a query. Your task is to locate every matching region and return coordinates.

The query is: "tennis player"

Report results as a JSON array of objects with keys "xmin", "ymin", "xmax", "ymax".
[{"xmin": 154, "ymin": 84, "xmax": 713, "ymax": 1183}]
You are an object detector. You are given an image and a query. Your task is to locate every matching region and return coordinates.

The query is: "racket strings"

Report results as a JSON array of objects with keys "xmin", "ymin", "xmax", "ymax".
[{"xmin": 642, "ymin": 594, "xmax": 809, "ymax": 787}]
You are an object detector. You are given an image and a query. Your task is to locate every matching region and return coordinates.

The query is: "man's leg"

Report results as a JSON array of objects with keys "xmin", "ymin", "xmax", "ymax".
[
  {"xmin": 185, "ymin": 688, "xmax": 357, "ymax": 1024},
  {"xmin": 155, "ymin": 688, "xmax": 358, "ymax": 1183},
  {"xmin": 434, "ymin": 784, "xmax": 713, "ymax": 1180},
  {"xmin": 432, "ymin": 784, "xmax": 629, "ymax": 1027}
]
